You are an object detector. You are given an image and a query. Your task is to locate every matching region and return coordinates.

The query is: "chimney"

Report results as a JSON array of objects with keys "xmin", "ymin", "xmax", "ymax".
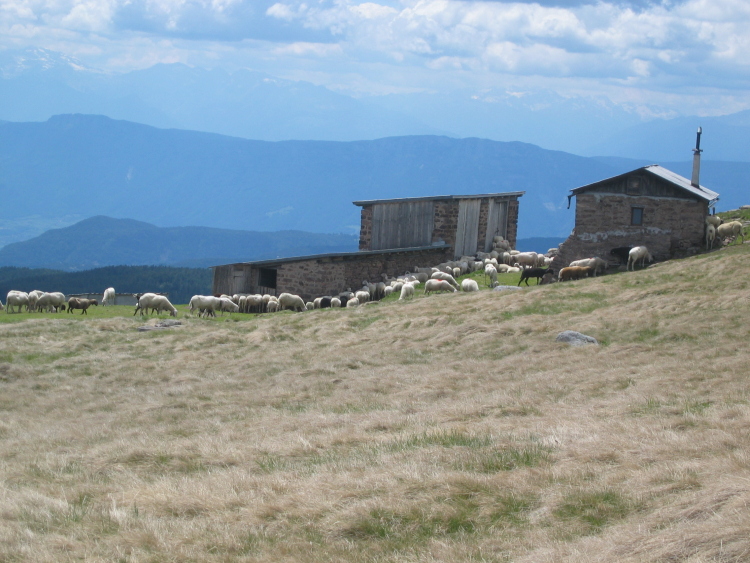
[{"xmin": 691, "ymin": 126, "xmax": 702, "ymax": 187}]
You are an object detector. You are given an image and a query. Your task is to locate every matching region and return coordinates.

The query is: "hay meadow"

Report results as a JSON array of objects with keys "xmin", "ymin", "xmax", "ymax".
[{"xmin": 1, "ymin": 244, "xmax": 750, "ymax": 562}]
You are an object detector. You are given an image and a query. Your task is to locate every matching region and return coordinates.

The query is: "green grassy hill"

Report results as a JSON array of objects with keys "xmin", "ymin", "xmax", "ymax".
[{"xmin": 0, "ymin": 241, "xmax": 748, "ymax": 561}]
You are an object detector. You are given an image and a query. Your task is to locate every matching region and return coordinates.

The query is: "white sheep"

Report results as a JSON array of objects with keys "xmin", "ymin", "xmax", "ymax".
[
  {"xmin": 189, "ymin": 295, "xmax": 220, "ymax": 317},
  {"xmin": 355, "ymin": 289, "xmax": 371, "ymax": 304},
  {"xmin": 36, "ymin": 292, "xmax": 66, "ymax": 313},
  {"xmin": 6, "ymin": 291, "xmax": 29, "ymax": 313},
  {"xmin": 627, "ymin": 246, "xmax": 654, "ymax": 271},
  {"xmin": 461, "ymin": 279, "xmax": 479, "ymax": 292},
  {"xmin": 266, "ymin": 300, "xmax": 279, "ymax": 313},
  {"xmin": 218, "ymin": 296, "xmax": 239, "ymax": 315},
  {"xmin": 706, "ymin": 224, "xmax": 716, "ymax": 250},
  {"xmin": 717, "ymin": 221, "xmax": 745, "ymax": 244},
  {"xmin": 398, "ymin": 282, "xmax": 415, "ymax": 300},
  {"xmin": 331, "ymin": 297, "xmax": 342, "ymax": 308},
  {"xmin": 514, "ymin": 252, "xmax": 538, "ymax": 269},
  {"xmin": 102, "ymin": 287, "xmax": 116, "ymax": 306},
  {"xmin": 27, "ymin": 290, "xmax": 44, "ymax": 312},
  {"xmin": 383, "ymin": 286, "xmax": 394, "ymax": 297},
  {"xmin": 346, "ymin": 296, "xmax": 360, "ymax": 308},
  {"xmin": 569, "ymin": 257, "xmax": 607, "ymax": 276},
  {"xmin": 706, "ymin": 215, "xmax": 723, "ymax": 228},
  {"xmin": 430, "ymin": 271, "xmax": 459, "ymax": 289},
  {"xmin": 484, "ymin": 264, "xmax": 498, "ymax": 287},
  {"xmin": 278, "ymin": 293, "xmax": 307, "ymax": 312},
  {"xmin": 424, "ymin": 279, "xmax": 457, "ymax": 295},
  {"xmin": 137, "ymin": 293, "xmax": 177, "ymax": 316}
]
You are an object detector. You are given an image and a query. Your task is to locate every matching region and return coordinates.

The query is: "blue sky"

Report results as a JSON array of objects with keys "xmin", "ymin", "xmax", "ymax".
[{"xmin": 1, "ymin": 0, "xmax": 749, "ymax": 117}]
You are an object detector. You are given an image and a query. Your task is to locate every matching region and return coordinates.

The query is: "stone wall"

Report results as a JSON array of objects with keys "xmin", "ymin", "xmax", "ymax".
[
  {"xmin": 432, "ymin": 201, "xmax": 460, "ymax": 248},
  {"xmin": 553, "ymin": 193, "xmax": 708, "ymax": 270},
  {"xmin": 257, "ymin": 247, "xmax": 451, "ymax": 302},
  {"xmin": 358, "ymin": 206, "xmax": 373, "ymax": 251},
  {"xmin": 506, "ymin": 199, "xmax": 519, "ymax": 250}
]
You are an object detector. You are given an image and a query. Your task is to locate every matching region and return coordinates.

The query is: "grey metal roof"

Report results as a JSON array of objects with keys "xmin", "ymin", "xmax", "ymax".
[
  {"xmin": 211, "ymin": 243, "xmax": 451, "ymax": 269},
  {"xmin": 571, "ymin": 165, "xmax": 719, "ymax": 203},
  {"xmin": 353, "ymin": 191, "xmax": 525, "ymax": 206}
]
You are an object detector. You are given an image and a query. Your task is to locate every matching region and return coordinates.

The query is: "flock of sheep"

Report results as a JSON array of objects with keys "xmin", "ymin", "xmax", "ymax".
[{"xmin": 1, "ymin": 218, "xmax": 745, "ymax": 317}]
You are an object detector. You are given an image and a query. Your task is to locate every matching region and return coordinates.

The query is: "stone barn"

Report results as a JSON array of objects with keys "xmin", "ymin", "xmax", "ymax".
[
  {"xmin": 212, "ymin": 191, "xmax": 524, "ymax": 301},
  {"xmin": 554, "ymin": 165, "xmax": 719, "ymax": 269}
]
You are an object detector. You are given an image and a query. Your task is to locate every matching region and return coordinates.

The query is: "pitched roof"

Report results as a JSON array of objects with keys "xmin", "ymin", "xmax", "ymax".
[
  {"xmin": 353, "ymin": 191, "xmax": 524, "ymax": 206},
  {"xmin": 571, "ymin": 165, "xmax": 719, "ymax": 203}
]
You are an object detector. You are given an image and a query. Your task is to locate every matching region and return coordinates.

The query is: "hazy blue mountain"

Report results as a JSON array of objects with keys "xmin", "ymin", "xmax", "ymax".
[
  {"xmin": 0, "ymin": 216, "xmax": 358, "ymax": 271},
  {"xmin": 0, "ymin": 48, "xmax": 445, "ymax": 141},
  {"xmin": 7, "ymin": 47, "xmax": 750, "ymax": 160},
  {"xmin": 1, "ymin": 115, "xmax": 747, "ymax": 249}
]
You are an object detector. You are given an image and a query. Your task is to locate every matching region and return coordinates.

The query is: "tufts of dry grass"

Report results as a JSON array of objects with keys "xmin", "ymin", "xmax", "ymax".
[{"xmin": 1, "ymin": 244, "xmax": 750, "ymax": 561}]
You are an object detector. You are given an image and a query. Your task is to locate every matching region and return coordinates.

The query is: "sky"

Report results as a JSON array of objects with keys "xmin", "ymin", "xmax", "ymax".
[{"xmin": 1, "ymin": 0, "xmax": 749, "ymax": 117}]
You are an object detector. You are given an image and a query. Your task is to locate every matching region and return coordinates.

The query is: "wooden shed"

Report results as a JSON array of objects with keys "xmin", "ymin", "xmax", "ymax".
[
  {"xmin": 355, "ymin": 192, "xmax": 523, "ymax": 259},
  {"xmin": 554, "ymin": 165, "xmax": 719, "ymax": 268}
]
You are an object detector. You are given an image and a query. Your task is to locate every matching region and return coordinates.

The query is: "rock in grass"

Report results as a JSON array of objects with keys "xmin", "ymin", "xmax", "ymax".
[
  {"xmin": 493, "ymin": 285, "xmax": 523, "ymax": 292},
  {"xmin": 137, "ymin": 320, "xmax": 182, "ymax": 332},
  {"xmin": 556, "ymin": 330, "xmax": 598, "ymax": 346}
]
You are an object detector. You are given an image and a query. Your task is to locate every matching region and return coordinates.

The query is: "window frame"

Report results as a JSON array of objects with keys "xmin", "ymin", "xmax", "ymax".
[{"xmin": 631, "ymin": 206, "xmax": 644, "ymax": 226}]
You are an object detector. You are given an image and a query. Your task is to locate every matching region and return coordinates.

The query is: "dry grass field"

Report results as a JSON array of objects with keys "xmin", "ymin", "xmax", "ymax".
[{"xmin": 1, "ymin": 243, "xmax": 749, "ymax": 562}]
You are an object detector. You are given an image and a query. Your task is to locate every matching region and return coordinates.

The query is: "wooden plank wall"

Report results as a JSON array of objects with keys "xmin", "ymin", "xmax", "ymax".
[
  {"xmin": 484, "ymin": 199, "xmax": 508, "ymax": 251},
  {"xmin": 371, "ymin": 201, "xmax": 435, "ymax": 250},
  {"xmin": 454, "ymin": 199, "xmax": 481, "ymax": 258}
]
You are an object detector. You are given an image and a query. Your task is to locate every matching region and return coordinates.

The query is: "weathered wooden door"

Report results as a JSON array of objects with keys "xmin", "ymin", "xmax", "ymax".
[
  {"xmin": 454, "ymin": 199, "xmax": 481, "ymax": 258},
  {"xmin": 484, "ymin": 199, "xmax": 508, "ymax": 252},
  {"xmin": 371, "ymin": 201, "xmax": 434, "ymax": 250}
]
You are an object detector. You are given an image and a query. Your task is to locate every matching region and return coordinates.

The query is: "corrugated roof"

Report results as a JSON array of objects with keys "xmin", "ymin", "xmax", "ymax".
[
  {"xmin": 353, "ymin": 191, "xmax": 524, "ymax": 206},
  {"xmin": 571, "ymin": 165, "xmax": 719, "ymax": 203},
  {"xmin": 211, "ymin": 243, "xmax": 451, "ymax": 269}
]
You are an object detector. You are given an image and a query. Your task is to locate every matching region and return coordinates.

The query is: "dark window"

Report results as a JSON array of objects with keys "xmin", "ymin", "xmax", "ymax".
[
  {"xmin": 631, "ymin": 207, "xmax": 644, "ymax": 226},
  {"xmin": 258, "ymin": 268, "xmax": 277, "ymax": 289}
]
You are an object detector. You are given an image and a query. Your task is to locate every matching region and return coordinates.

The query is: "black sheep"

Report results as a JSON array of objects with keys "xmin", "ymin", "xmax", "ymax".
[{"xmin": 518, "ymin": 267, "xmax": 552, "ymax": 286}]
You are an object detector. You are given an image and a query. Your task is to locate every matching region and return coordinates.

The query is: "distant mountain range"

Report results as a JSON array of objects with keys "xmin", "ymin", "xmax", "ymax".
[
  {"xmin": 3, "ymin": 48, "xmax": 750, "ymax": 161},
  {"xmin": 0, "ymin": 216, "xmax": 359, "ymax": 270},
  {"xmin": 2, "ymin": 114, "xmax": 748, "ymax": 251}
]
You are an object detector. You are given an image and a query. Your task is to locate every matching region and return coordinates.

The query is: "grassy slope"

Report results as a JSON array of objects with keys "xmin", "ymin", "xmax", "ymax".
[{"xmin": 0, "ymin": 244, "xmax": 749, "ymax": 562}]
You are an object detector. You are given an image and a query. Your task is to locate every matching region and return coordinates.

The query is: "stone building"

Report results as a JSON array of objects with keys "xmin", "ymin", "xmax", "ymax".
[
  {"xmin": 212, "ymin": 191, "xmax": 524, "ymax": 301},
  {"xmin": 554, "ymin": 165, "xmax": 719, "ymax": 269}
]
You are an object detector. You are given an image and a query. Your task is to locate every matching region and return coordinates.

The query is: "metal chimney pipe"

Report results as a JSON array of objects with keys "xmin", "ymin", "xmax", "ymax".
[{"xmin": 691, "ymin": 127, "xmax": 702, "ymax": 187}]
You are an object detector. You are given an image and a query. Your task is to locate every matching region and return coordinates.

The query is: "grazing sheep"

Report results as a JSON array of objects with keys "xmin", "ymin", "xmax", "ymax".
[
  {"xmin": 558, "ymin": 266, "xmax": 592, "ymax": 282},
  {"xmin": 717, "ymin": 221, "xmax": 745, "ymax": 244},
  {"xmin": 355, "ymin": 289, "xmax": 371, "ymax": 304},
  {"xmin": 189, "ymin": 295, "xmax": 220, "ymax": 317},
  {"xmin": 36, "ymin": 292, "xmax": 66, "ymax": 313},
  {"xmin": 319, "ymin": 297, "xmax": 332, "ymax": 309},
  {"xmin": 69, "ymin": 297, "xmax": 98, "ymax": 314},
  {"xmin": 383, "ymin": 286, "xmax": 394, "ymax": 297},
  {"xmin": 399, "ymin": 282, "xmax": 415, "ymax": 300},
  {"xmin": 346, "ymin": 297, "xmax": 360, "ymax": 308},
  {"xmin": 706, "ymin": 223, "xmax": 716, "ymax": 250},
  {"xmin": 430, "ymin": 271, "xmax": 459, "ymax": 289},
  {"xmin": 461, "ymin": 279, "xmax": 479, "ymax": 292},
  {"xmin": 102, "ymin": 287, "xmax": 116, "ymax": 306},
  {"xmin": 424, "ymin": 279, "xmax": 457, "ymax": 295},
  {"xmin": 518, "ymin": 267, "xmax": 551, "ymax": 286},
  {"xmin": 514, "ymin": 252, "xmax": 538, "ymax": 269},
  {"xmin": 627, "ymin": 246, "xmax": 654, "ymax": 271},
  {"xmin": 27, "ymin": 290, "xmax": 44, "ymax": 312},
  {"xmin": 244, "ymin": 294, "xmax": 263, "ymax": 314},
  {"xmin": 278, "ymin": 293, "xmax": 307, "ymax": 312},
  {"xmin": 218, "ymin": 297, "xmax": 239, "ymax": 315},
  {"xmin": 135, "ymin": 294, "xmax": 175, "ymax": 316},
  {"xmin": 6, "ymin": 291, "xmax": 29, "ymax": 313},
  {"xmin": 569, "ymin": 257, "xmax": 607, "ymax": 276},
  {"xmin": 330, "ymin": 297, "xmax": 341, "ymax": 308},
  {"xmin": 266, "ymin": 300, "xmax": 279, "ymax": 313},
  {"xmin": 484, "ymin": 264, "xmax": 498, "ymax": 287}
]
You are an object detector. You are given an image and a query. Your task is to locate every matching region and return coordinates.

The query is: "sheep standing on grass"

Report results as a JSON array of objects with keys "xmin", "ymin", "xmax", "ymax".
[
  {"xmin": 398, "ymin": 282, "xmax": 415, "ymax": 300},
  {"xmin": 277, "ymin": 293, "xmax": 307, "ymax": 312},
  {"xmin": 189, "ymin": 295, "xmax": 220, "ymax": 317},
  {"xmin": 6, "ymin": 291, "xmax": 29, "ymax": 313},
  {"xmin": 69, "ymin": 297, "xmax": 98, "ymax": 314},
  {"xmin": 484, "ymin": 264, "xmax": 498, "ymax": 287},
  {"xmin": 424, "ymin": 279, "xmax": 457, "ymax": 295},
  {"xmin": 706, "ymin": 224, "xmax": 716, "ymax": 250},
  {"xmin": 627, "ymin": 246, "xmax": 654, "ymax": 271},
  {"xmin": 717, "ymin": 221, "xmax": 745, "ymax": 245},
  {"xmin": 461, "ymin": 279, "xmax": 479, "ymax": 292},
  {"xmin": 102, "ymin": 287, "xmax": 116, "ymax": 306}
]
